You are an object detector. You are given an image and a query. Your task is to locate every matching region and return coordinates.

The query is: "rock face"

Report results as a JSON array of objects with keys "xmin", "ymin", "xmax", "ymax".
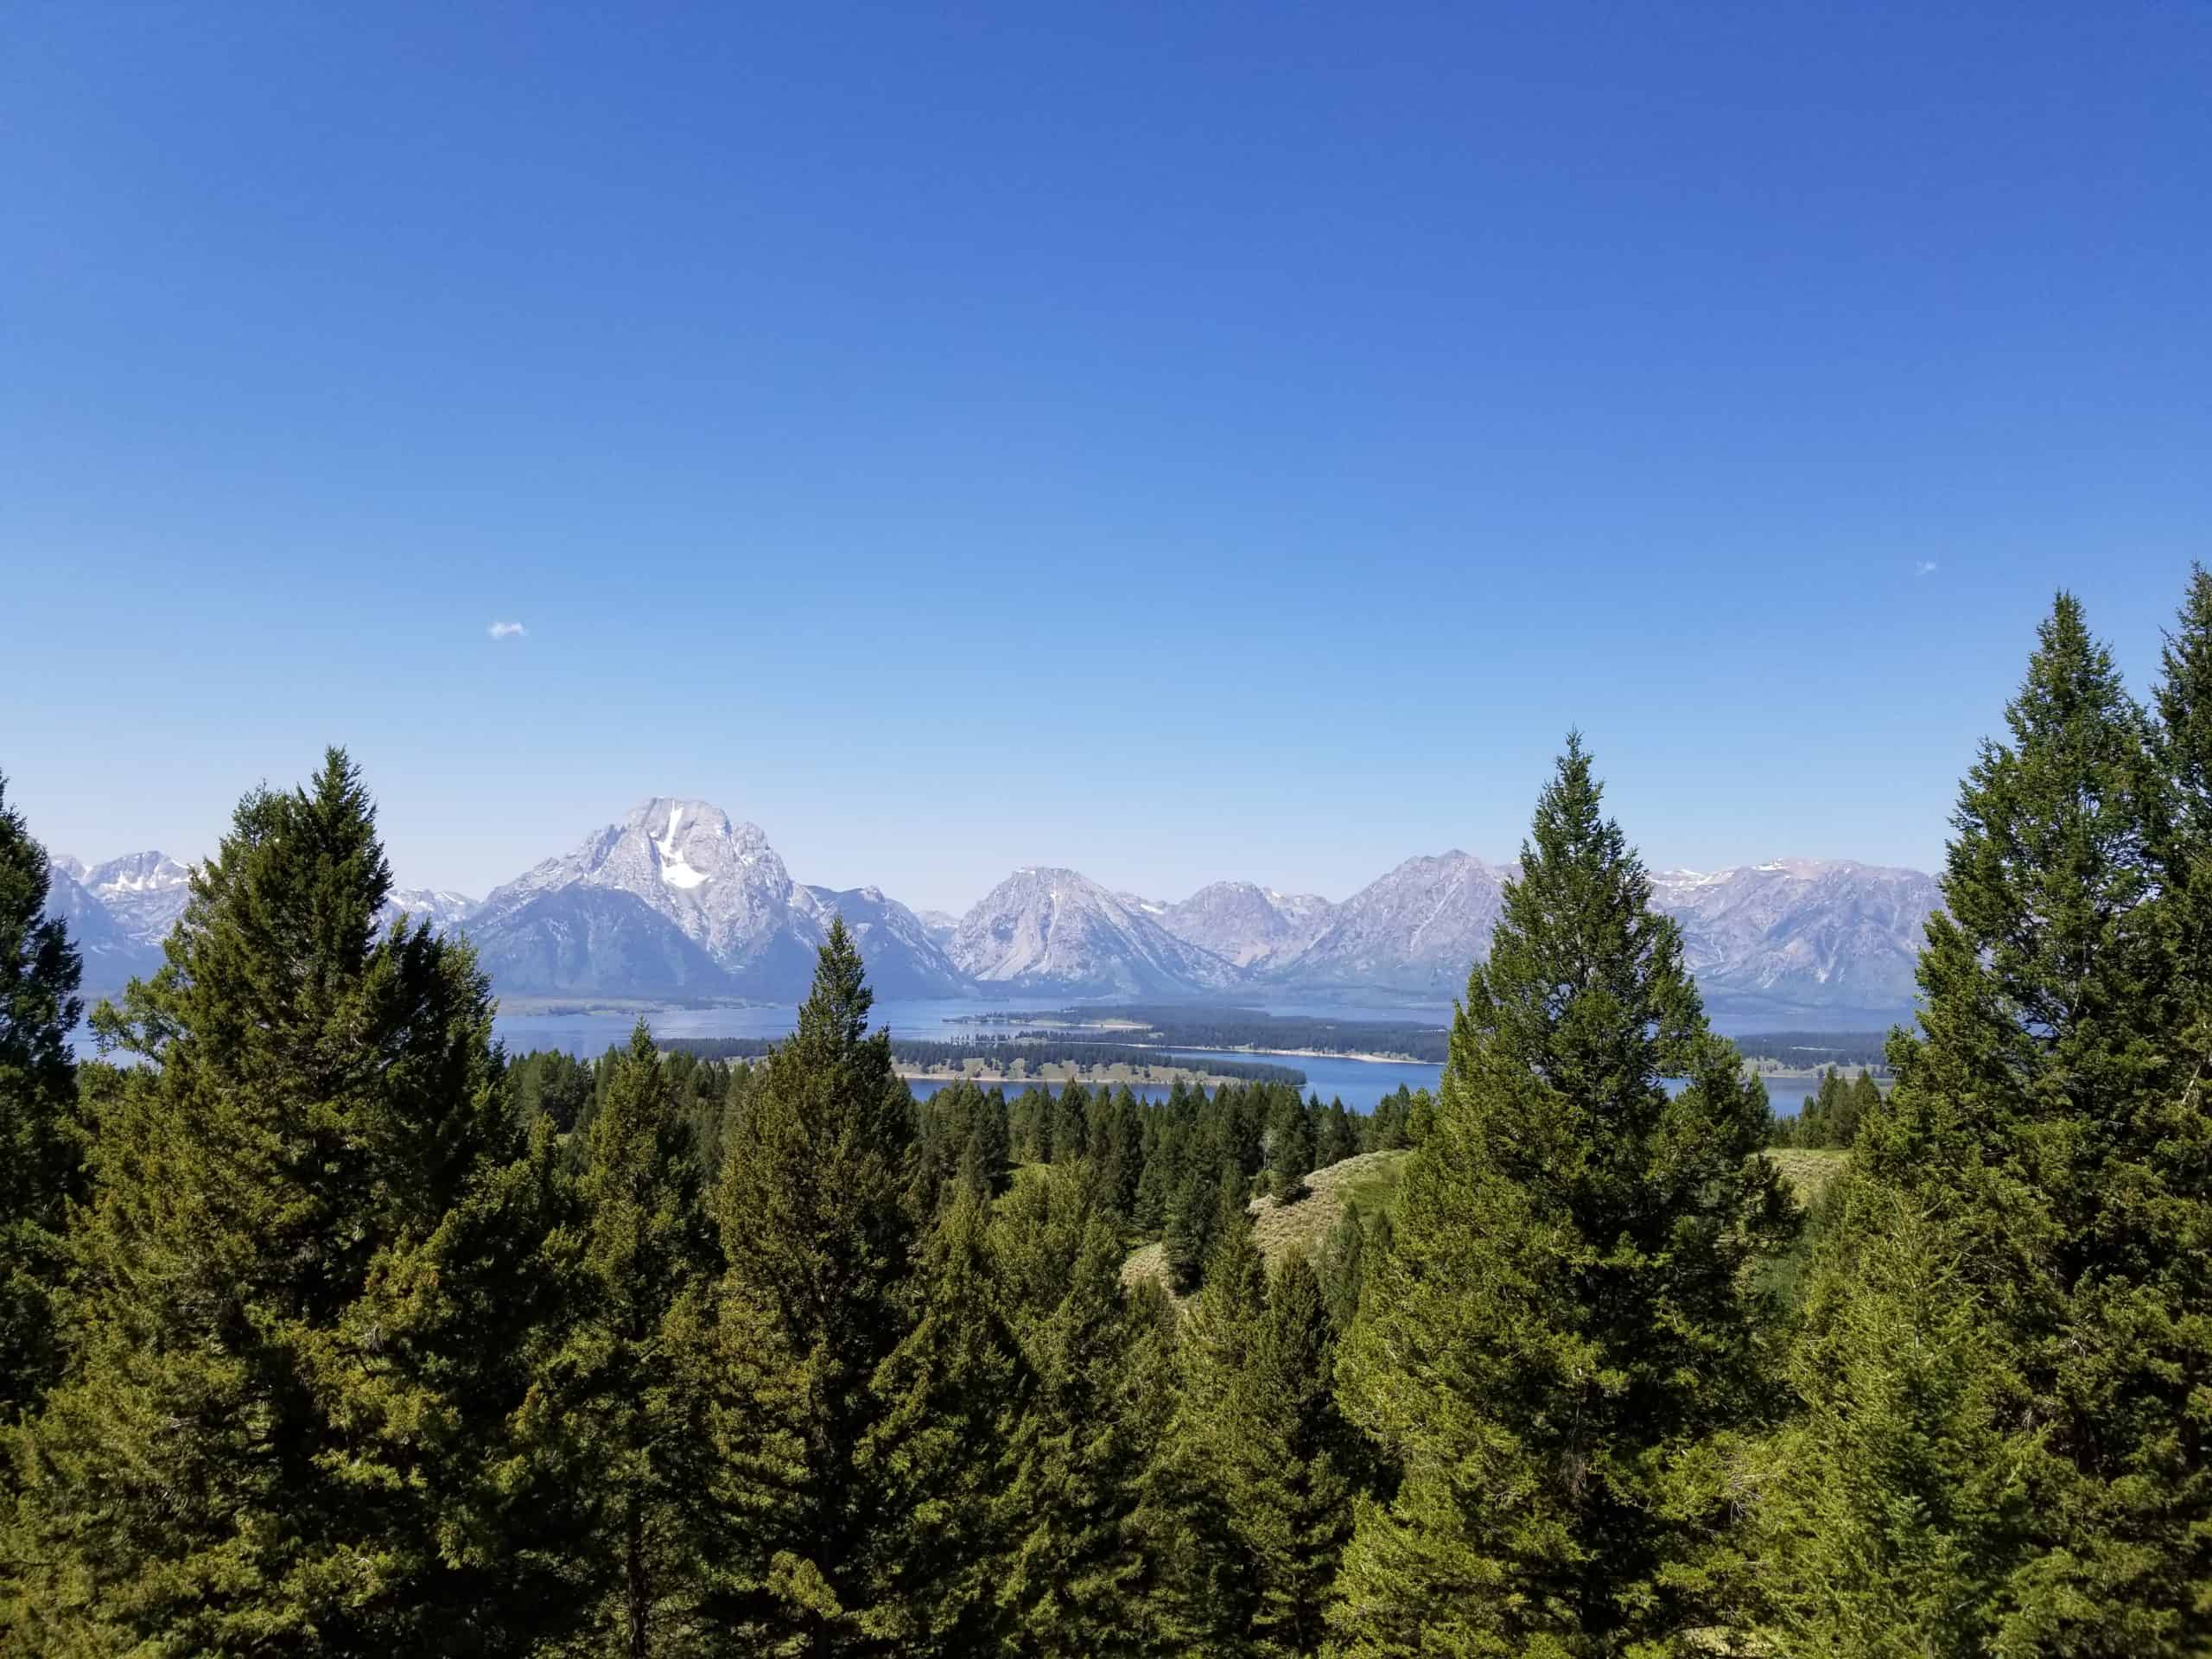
[
  {"xmin": 79, "ymin": 852, "xmax": 194, "ymax": 948},
  {"xmin": 1261, "ymin": 852, "xmax": 1512, "ymax": 998},
  {"xmin": 35, "ymin": 804, "xmax": 1946, "ymax": 1025},
  {"xmin": 379, "ymin": 887, "xmax": 477, "ymax": 935},
  {"xmin": 799, "ymin": 886, "xmax": 969, "ymax": 998},
  {"xmin": 41, "ymin": 861, "xmax": 163, "ymax": 994},
  {"xmin": 1649, "ymin": 859, "xmax": 1942, "ymax": 1024},
  {"xmin": 467, "ymin": 887, "xmax": 734, "ymax": 997},
  {"xmin": 948, "ymin": 867, "xmax": 1241, "ymax": 998},
  {"xmin": 468, "ymin": 798, "xmax": 962, "ymax": 1000},
  {"xmin": 1159, "ymin": 881, "xmax": 1336, "ymax": 971}
]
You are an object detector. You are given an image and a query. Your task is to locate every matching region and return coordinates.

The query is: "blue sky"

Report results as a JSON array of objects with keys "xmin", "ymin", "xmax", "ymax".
[{"xmin": 5, "ymin": 3, "xmax": 2209, "ymax": 912}]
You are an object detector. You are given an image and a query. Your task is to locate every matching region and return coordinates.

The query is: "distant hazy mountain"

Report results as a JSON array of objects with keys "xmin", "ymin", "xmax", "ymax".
[
  {"xmin": 948, "ymin": 867, "xmax": 1242, "ymax": 998},
  {"xmin": 80, "ymin": 851, "xmax": 194, "ymax": 947},
  {"xmin": 800, "ymin": 886, "xmax": 969, "ymax": 998},
  {"xmin": 41, "ymin": 861, "xmax": 163, "ymax": 994},
  {"xmin": 1650, "ymin": 859, "xmax": 1941, "ymax": 1026},
  {"xmin": 468, "ymin": 798, "xmax": 959, "ymax": 1000},
  {"xmin": 378, "ymin": 887, "xmax": 477, "ymax": 935},
  {"xmin": 35, "ymin": 806, "xmax": 1942, "ymax": 1025},
  {"xmin": 1159, "ymin": 880, "xmax": 1336, "ymax": 971},
  {"xmin": 1262, "ymin": 852, "xmax": 1513, "ymax": 997},
  {"xmin": 1089, "ymin": 852, "xmax": 1936, "ymax": 1021}
]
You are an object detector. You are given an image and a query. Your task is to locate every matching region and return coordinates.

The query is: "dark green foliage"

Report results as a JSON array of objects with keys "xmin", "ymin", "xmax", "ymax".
[
  {"xmin": 701, "ymin": 917, "xmax": 919, "ymax": 1650},
  {"xmin": 1318, "ymin": 1199, "xmax": 1369, "ymax": 1335},
  {"xmin": 1363, "ymin": 1086, "xmax": 1413, "ymax": 1152},
  {"xmin": 1756, "ymin": 593, "xmax": 2212, "ymax": 1655},
  {"xmin": 857, "ymin": 1181, "xmax": 1020, "ymax": 1655},
  {"xmin": 1143, "ymin": 1219, "xmax": 1355, "ymax": 1658},
  {"xmin": 1247, "ymin": 1255, "xmax": 1357, "ymax": 1656},
  {"xmin": 517, "ymin": 1022, "xmax": 721, "ymax": 1656},
  {"xmin": 508, "ymin": 1046, "xmax": 598, "ymax": 1134},
  {"xmin": 1333, "ymin": 736, "xmax": 1794, "ymax": 1656},
  {"xmin": 1161, "ymin": 1168, "xmax": 1211, "ymax": 1294},
  {"xmin": 1266, "ymin": 1088, "xmax": 1316, "ymax": 1202},
  {"xmin": 1314, "ymin": 1097, "xmax": 1359, "ymax": 1170},
  {"xmin": 7, "ymin": 751, "xmax": 569, "ymax": 1654},
  {"xmin": 1086, "ymin": 1087, "xmax": 1145, "ymax": 1221},
  {"xmin": 1777, "ymin": 1065, "xmax": 1885, "ymax": 1150},
  {"xmin": 915, "ymin": 1080, "xmax": 1011, "ymax": 1211},
  {"xmin": 1049, "ymin": 1083, "xmax": 1090, "ymax": 1166},
  {"xmin": 991, "ymin": 1169, "xmax": 1160, "ymax": 1656},
  {"xmin": 2158, "ymin": 562, "xmax": 2212, "ymax": 1032},
  {"xmin": 0, "ymin": 775, "xmax": 82, "ymax": 1418}
]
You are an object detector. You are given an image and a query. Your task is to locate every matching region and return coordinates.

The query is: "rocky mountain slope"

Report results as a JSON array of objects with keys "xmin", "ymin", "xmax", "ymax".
[
  {"xmin": 948, "ymin": 867, "xmax": 1243, "ymax": 998},
  {"xmin": 467, "ymin": 798, "xmax": 958, "ymax": 999},
  {"xmin": 76, "ymin": 851, "xmax": 194, "ymax": 946},
  {"xmin": 1158, "ymin": 881, "xmax": 1335, "ymax": 971},
  {"xmin": 1650, "ymin": 859, "xmax": 1941, "ymax": 1025},
  {"xmin": 1259, "ymin": 852, "xmax": 1513, "ymax": 998},
  {"xmin": 37, "ymin": 806, "xmax": 1942, "ymax": 1024}
]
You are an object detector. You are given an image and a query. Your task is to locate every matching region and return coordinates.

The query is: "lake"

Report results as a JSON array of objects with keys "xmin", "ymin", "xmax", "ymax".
[{"xmin": 493, "ymin": 998, "xmax": 1832, "ymax": 1117}]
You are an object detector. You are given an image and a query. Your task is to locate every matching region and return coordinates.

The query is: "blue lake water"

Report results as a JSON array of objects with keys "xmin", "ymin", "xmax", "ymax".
[{"xmin": 492, "ymin": 998, "xmax": 1828, "ymax": 1117}]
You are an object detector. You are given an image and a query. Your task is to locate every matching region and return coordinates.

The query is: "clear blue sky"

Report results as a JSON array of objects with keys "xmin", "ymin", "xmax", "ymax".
[{"xmin": 5, "ymin": 3, "xmax": 2208, "ymax": 912}]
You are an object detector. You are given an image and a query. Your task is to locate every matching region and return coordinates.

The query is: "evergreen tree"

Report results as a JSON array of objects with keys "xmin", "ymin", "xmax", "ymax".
[
  {"xmin": 702, "ymin": 918, "xmax": 918, "ymax": 1651},
  {"xmin": 992, "ymin": 1174, "xmax": 1156, "ymax": 1656},
  {"xmin": 855, "ymin": 1181, "xmax": 1020, "ymax": 1655},
  {"xmin": 1318, "ymin": 1199, "xmax": 1368, "ymax": 1335},
  {"xmin": 1162, "ymin": 1158, "xmax": 1223, "ymax": 1295},
  {"xmin": 1086, "ymin": 1086, "xmax": 1144, "ymax": 1221},
  {"xmin": 7, "ymin": 751, "xmax": 572, "ymax": 1655},
  {"xmin": 1333, "ymin": 735, "xmax": 1793, "ymax": 1656},
  {"xmin": 1049, "ymin": 1083, "xmax": 1089, "ymax": 1167},
  {"xmin": 1757, "ymin": 593, "xmax": 2212, "ymax": 1654},
  {"xmin": 1314, "ymin": 1099, "xmax": 1359, "ymax": 1171},
  {"xmin": 1246, "ymin": 1255, "xmax": 1356, "ymax": 1657},
  {"xmin": 1140, "ymin": 1196, "xmax": 1270, "ymax": 1653},
  {"xmin": 1839, "ymin": 1070, "xmax": 1880, "ymax": 1147},
  {"xmin": 1266, "ymin": 1086, "xmax": 1317, "ymax": 1203},
  {"xmin": 2158, "ymin": 561, "xmax": 2212, "ymax": 1031},
  {"xmin": 0, "ymin": 775, "xmax": 82, "ymax": 1419},
  {"xmin": 516, "ymin": 1023, "xmax": 721, "ymax": 1656}
]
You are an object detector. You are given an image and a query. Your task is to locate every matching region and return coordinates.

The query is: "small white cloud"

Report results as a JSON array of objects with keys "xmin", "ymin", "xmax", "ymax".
[
  {"xmin": 488, "ymin": 620, "xmax": 527, "ymax": 640},
  {"xmin": 1914, "ymin": 561, "xmax": 1939, "ymax": 578}
]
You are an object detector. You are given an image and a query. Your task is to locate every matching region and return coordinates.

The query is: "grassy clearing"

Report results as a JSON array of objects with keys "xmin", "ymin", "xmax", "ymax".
[
  {"xmin": 1122, "ymin": 1150, "xmax": 1414, "ymax": 1302},
  {"xmin": 1121, "ymin": 1145, "xmax": 1843, "ymax": 1304},
  {"xmin": 1765, "ymin": 1147, "xmax": 1849, "ymax": 1208}
]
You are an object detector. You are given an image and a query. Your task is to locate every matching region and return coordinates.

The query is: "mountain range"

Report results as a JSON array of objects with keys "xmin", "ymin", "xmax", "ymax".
[{"xmin": 44, "ymin": 798, "xmax": 1943, "ymax": 1027}]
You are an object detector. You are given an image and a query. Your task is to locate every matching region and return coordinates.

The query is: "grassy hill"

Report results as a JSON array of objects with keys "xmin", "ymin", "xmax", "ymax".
[{"xmin": 1121, "ymin": 1145, "xmax": 1848, "ymax": 1301}]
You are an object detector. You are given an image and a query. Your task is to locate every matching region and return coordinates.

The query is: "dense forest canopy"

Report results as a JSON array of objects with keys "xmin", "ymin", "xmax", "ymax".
[{"xmin": 5, "ymin": 569, "xmax": 2212, "ymax": 1655}]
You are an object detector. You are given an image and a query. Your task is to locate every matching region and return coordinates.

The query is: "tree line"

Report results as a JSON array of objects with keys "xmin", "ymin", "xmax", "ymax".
[
  {"xmin": 660, "ymin": 1034, "xmax": 1312, "ymax": 1088},
  {"xmin": 3, "ymin": 569, "xmax": 2211, "ymax": 1654}
]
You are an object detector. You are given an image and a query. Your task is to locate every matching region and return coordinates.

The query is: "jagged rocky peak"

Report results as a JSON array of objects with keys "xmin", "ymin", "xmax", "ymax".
[
  {"xmin": 80, "ymin": 850, "xmax": 196, "ymax": 946},
  {"xmin": 378, "ymin": 887, "xmax": 477, "ymax": 933},
  {"xmin": 1279, "ymin": 850, "xmax": 1513, "ymax": 995},
  {"xmin": 949, "ymin": 865, "xmax": 1241, "ymax": 997},
  {"xmin": 1160, "ymin": 880, "xmax": 1337, "ymax": 969}
]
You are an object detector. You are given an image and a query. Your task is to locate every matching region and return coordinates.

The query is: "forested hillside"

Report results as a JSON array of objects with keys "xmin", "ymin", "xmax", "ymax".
[{"xmin": 7, "ymin": 570, "xmax": 2212, "ymax": 1654}]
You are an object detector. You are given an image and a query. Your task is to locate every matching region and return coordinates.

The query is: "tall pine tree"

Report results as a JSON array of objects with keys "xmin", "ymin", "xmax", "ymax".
[
  {"xmin": 0, "ymin": 774, "xmax": 82, "ymax": 1421},
  {"xmin": 516, "ymin": 1022, "xmax": 721, "ymax": 1656},
  {"xmin": 702, "ymin": 918, "xmax": 919, "ymax": 1653},
  {"xmin": 1333, "ymin": 734, "xmax": 1792, "ymax": 1655},
  {"xmin": 6, "ymin": 751, "xmax": 571, "ymax": 1655},
  {"xmin": 1758, "ymin": 591, "xmax": 2212, "ymax": 1653}
]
